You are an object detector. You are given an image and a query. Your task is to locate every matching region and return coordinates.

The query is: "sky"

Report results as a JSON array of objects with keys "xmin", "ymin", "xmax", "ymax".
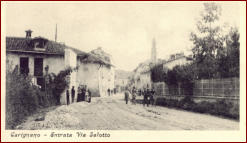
[{"xmin": 4, "ymin": 1, "xmax": 240, "ymax": 71}]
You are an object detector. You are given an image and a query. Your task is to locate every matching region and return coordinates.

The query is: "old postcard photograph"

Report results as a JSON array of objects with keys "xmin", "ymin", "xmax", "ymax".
[{"xmin": 1, "ymin": 1, "xmax": 246, "ymax": 142}]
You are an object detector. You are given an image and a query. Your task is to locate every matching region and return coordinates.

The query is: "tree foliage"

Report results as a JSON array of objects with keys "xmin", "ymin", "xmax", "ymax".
[
  {"xmin": 48, "ymin": 66, "xmax": 78, "ymax": 105},
  {"xmin": 190, "ymin": 3, "xmax": 239, "ymax": 79},
  {"xmin": 151, "ymin": 64, "xmax": 167, "ymax": 82},
  {"xmin": 6, "ymin": 63, "xmax": 44, "ymax": 129},
  {"xmin": 218, "ymin": 28, "xmax": 240, "ymax": 77},
  {"xmin": 190, "ymin": 3, "xmax": 224, "ymax": 79}
]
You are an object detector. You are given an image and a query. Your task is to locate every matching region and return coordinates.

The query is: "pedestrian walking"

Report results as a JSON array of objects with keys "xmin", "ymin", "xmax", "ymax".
[
  {"xmin": 88, "ymin": 89, "xmax": 91, "ymax": 103},
  {"xmin": 108, "ymin": 88, "xmax": 111, "ymax": 96},
  {"xmin": 143, "ymin": 88, "xmax": 148, "ymax": 107},
  {"xmin": 82, "ymin": 85, "xmax": 86, "ymax": 101},
  {"xmin": 147, "ymin": 88, "xmax": 151, "ymax": 107},
  {"xmin": 71, "ymin": 86, "xmax": 75, "ymax": 103},
  {"xmin": 124, "ymin": 88, "xmax": 130, "ymax": 104},
  {"xmin": 132, "ymin": 87, "xmax": 136, "ymax": 105},
  {"xmin": 66, "ymin": 89, "xmax": 70, "ymax": 105},
  {"xmin": 150, "ymin": 88, "xmax": 155, "ymax": 106}
]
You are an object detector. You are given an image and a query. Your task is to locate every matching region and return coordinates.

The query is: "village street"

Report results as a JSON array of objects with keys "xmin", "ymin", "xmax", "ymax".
[{"xmin": 16, "ymin": 93, "xmax": 239, "ymax": 130}]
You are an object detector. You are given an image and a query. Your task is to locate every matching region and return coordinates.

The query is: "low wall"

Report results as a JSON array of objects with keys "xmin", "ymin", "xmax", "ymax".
[{"xmin": 153, "ymin": 77, "xmax": 239, "ymax": 101}]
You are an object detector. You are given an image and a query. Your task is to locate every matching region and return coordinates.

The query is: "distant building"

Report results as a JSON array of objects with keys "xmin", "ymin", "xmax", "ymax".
[
  {"xmin": 78, "ymin": 47, "xmax": 115, "ymax": 97},
  {"xmin": 133, "ymin": 61, "xmax": 153, "ymax": 89},
  {"xmin": 114, "ymin": 70, "xmax": 131, "ymax": 92},
  {"xmin": 6, "ymin": 30, "xmax": 115, "ymax": 104},
  {"xmin": 132, "ymin": 38, "xmax": 193, "ymax": 90},
  {"xmin": 163, "ymin": 52, "xmax": 192, "ymax": 70}
]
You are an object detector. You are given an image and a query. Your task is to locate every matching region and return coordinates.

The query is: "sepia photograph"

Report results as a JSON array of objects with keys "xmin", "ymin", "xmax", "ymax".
[{"xmin": 1, "ymin": 1, "xmax": 246, "ymax": 142}]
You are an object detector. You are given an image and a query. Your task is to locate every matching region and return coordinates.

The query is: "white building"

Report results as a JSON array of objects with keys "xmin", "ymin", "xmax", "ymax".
[
  {"xmin": 6, "ymin": 30, "xmax": 115, "ymax": 104},
  {"xmin": 163, "ymin": 53, "xmax": 192, "ymax": 70}
]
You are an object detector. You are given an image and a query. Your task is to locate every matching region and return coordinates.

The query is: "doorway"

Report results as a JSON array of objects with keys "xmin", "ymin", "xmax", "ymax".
[
  {"xmin": 20, "ymin": 57, "xmax": 29, "ymax": 75},
  {"xmin": 34, "ymin": 58, "xmax": 43, "ymax": 76}
]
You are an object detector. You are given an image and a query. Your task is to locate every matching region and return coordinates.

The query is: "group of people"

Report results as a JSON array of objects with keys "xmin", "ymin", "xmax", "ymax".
[
  {"xmin": 124, "ymin": 86, "xmax": 155, "ymax": 107},
  {"xmin": 124, "ymin": 87, "xmax": 136, "ymax": 105},
  {"xmin": 142, "ymin": 88, "xmax": 155, "ymax": 107},
  {"xmin": 107, "ymin": 88, "xmax": 116, "ymax": 96},
  {"xmin": 77, "ymin": 85, "xmax": 92, "ymax": 103},
  {"xmin": 66, "ymin": 85, "xmax": 92, "ymax": 105}
]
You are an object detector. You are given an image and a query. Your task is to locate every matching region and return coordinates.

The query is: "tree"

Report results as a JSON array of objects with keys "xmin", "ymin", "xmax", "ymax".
[
  {"xmin": 151, "ymin": 64, "xmax": 167, "ymax": 82},
  {"xmin": 218, "ymin": 28, "xmax": 240, "ymax": 77},
  {"xmin": 190, "ymin": 3, "xmax": 224, "ymax": 79},
  {"xmin": 49, "ymin": 66, "xmax": 78, "ymax": 105}
]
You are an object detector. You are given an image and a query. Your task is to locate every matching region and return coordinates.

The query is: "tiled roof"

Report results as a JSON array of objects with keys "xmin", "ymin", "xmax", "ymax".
[
  {"xmin": 78, "ymin": 53, "xmax": 112, "ymax": 67},
  {"xmin": 90, "ymin": 47, "xmax": 112, "ymax": 65},
  {"xmin": 79, "ymin": 47, "xmax": 114, "ymax": 67},
  {"xmin": 6, "ymin": 36, "xmax": 112, "ymax": 67},
  {"xmin": 6, "ymin": 37, "xmax": 87, "ymax": 56}
]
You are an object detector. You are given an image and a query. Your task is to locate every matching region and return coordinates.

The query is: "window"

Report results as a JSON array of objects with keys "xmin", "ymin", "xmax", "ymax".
[
  {"xmin": 33, "ymin": 38, "xmax": 47, "ymax": 51},
  {"xmin": 34, "ymin": 41, "xmax": 44, "ymax": 49},
  {"xmin": 34, "ymin": 58, "xmax": 43, "ymax": 76}
]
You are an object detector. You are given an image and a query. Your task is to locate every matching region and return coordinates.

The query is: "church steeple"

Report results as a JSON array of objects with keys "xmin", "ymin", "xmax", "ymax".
[{"xmin": 151, "ymin": 38, "xmax": 157, "ymax": 64}]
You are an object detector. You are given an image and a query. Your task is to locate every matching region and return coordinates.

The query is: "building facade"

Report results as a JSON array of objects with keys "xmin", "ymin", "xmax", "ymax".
[
  {"xmin": 6, "ymin": 30, "xmax": 115, "ymax": 104},
  {"xmin": 163, "ymin": 53, "xmax": 192, "ymax": 70},
  {"xmin": 114, "ymin": 70, "xmax": 131, "ymax": 92}
]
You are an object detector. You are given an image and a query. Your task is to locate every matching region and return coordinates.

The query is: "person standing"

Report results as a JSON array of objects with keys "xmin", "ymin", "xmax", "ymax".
[
  {"xmin": 88, "ymin": 89, "xmax": 92, "ymax": 103},
  {"xmin": 124, "ymin": 89, "xmax": 130, "ymax": 104},
  {"xmin": 85, "ymin": 90, "xmax": 89, "ymax": 102},
  {"xmin": 146, "ymin": 88, "xmax": 150, "ymax": 107},
  {"xmin": 66, "ymin": 89, "xmax": 70, "ymax": 105},
  {"xmin": 132, "ymin": 87, "xmax": 136, "ymax": 105},
  {"xmin": 143, "ymin": 88, "xmax": 147, "ymax": 107},
  {"xmin": 150, "ymin": 88, "xmax": 155, "ymax": 106},
  {"xmin": 82, "ymin": 86, "xmax": 86, "ymax": 101},
  {"xmin": 107, "ymin": 88, "xmax": 111, "ymax": 96},
  {"xmin": 71, "ymin": 86, "xmax": 75, "ymax": 103},
  {"xmin": 77, "ymin": 86, "xmax": 82, "ymax": 102}
]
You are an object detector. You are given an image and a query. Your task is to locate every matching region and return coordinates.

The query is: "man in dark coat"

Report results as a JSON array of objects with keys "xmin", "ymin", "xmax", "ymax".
[
  {"xmin": 124, "ymin": 89, "xmax": 130, "ymax": 104},
  {"xmin": 143, "ymin": 88, "xmax": 147, "ymax": 106},
  {"xmin": 66, "ymin": 89, "xmax": 70, "ymax": 105},
  {"xmin": 88, "ymin": 89, "xmax": 92, "ymax": 103},
  {"xmin": 71, "ymin": 86, "xmax": 75, "ymax": 103},
  {"xmin": 82, "ymin": 86, "xmax": 86, "ymax": 101},
  {"xmin": 143, "ymin": 88, "xmax": 150, "ymax": 107},
  {"xmin": 150, "ymin": 88, "xmax": 155, "ymax": 106},
  {"xmin": 107, "ymin": 88, "xmax": 111, "ymax": 96}
]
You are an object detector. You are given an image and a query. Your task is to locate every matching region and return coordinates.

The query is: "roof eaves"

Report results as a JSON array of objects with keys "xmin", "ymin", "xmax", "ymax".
[{"xmin": 6, "ymin": 49, "xmax": 64, "ymax": 55}]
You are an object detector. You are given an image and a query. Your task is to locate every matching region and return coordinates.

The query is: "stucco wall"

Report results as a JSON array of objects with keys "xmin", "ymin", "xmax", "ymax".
[
  {"xmin": 6, "ymin": 52, "xmax": 64, "ymax": 77},
  {"xmin": 44, "ymin": 56, "xmax": 64, "ymax": 75},
  {"xmin": 6, "ymin": 52, "xmax": 69, "ymax": 104},
  {"xmin": 76, "ymin": 61, "xmax": 115, "ymax": 97},
  {"xmin": 140, "ymin": 72, "xmax": 151, "ymax": 89},
  {"xmin": 110, "ymin": 67, "xmax": 115, "ymax": 89},
  {"xmin": 61, "ymin": 49, "xmax": 78, "ymax": 104},
  {"xmin": 77, "ymin": 62, "xmax": 100, "ymax": 97}
]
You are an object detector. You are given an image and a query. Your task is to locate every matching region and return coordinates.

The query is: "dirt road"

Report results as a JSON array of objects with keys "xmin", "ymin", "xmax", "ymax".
[{"xmin": 17, "ymin": 94, "xmax": 239, "ymax": 130}]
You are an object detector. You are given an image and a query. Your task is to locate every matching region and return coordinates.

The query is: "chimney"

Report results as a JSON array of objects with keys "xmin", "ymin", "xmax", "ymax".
[{"xmin": 25, "ymin": 29, "xmax": 32, "ymax": 39}]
